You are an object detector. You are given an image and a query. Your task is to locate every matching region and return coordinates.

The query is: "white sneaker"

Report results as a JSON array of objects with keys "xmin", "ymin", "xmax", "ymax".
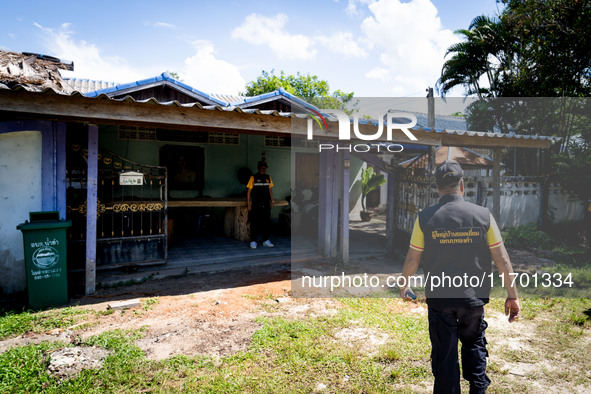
[
  {"xmin": 250, "ymin": 241, "xmax": 257, "ymax": 249},
  {"xmin": 263, "ymin": 240, "xmax": 274, "ymax": 248}
]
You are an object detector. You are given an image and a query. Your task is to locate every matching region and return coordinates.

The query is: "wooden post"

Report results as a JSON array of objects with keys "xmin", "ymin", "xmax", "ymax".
[
  {"xmin": 340, "ymin": 151, "xmax": 350, "ymax": 264},
  {"xmin": 318, "ymin": 149, "xmax": 329, "ymax": 256},
  {"xmin": 492, "ymin": 148, "xmax": 501, "ymax": 222},
  {"xmin": 330, "ymin": 150, "xmax": 339, "ymax": 258},
  {"xmin": 86, "ymin": 124, "xmax": 98, "ymax": 295}
]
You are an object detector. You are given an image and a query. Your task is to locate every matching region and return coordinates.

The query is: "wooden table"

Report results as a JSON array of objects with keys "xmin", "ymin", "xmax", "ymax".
[{"xmin": 168, "ymin": 199, "xmax": 288, "ymax": 241}]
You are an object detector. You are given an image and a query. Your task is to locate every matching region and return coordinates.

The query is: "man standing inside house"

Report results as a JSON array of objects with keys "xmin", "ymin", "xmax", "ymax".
[
  {"xmin": 399, "ymin": 160, "xmax": 520, "ymax": 393},
  {"xmin": 247, "ymin": 159, "xmax": 275, "ymax": 249}
]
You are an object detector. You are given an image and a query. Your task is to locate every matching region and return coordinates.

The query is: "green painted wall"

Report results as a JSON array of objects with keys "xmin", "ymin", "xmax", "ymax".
[{"xmin": 98, "ymin": 126, "xmax": 291, "ymax": 218}]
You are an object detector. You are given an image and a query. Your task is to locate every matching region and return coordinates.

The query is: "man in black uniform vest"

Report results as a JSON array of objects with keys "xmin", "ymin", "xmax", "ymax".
[
  {"xmin": 246, "ymin": 160, "xmax": 275, "ymax": 249},
  {"xmin": 399, "ymin": 160, "xmax": 520, "ymax": 393}
]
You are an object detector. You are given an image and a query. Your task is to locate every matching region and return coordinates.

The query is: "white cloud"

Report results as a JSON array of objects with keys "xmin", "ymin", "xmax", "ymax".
[
  {"xmin": 316, "ymin": 31, "xmax": 367, "ymax": 58},
  {"xmin": 34, "ymin": 23, "xmax": 245, "ymax": 95},
  {"xmin": 346, "ymin": 0, "xmax": 373, "ymax": 17},
  {"xmin": 153, "ymin": 22, "xmax": 177, "ymax": 29},
  {"xmin": 346, "ymin": 1, "xmax": 360, "ymax": 16},
  {"xmin": 365, "ymin": 66, "xmax": 391, "ymax": 82},
  {"xmin": 34, "ymin": 23, "xmax": 146, "ymax": 83},
  {"xmin": 181, "ymin": 41, "xmax": 246, "ymax": 95},
  {"xmin": 360, "ymin": 0, "xmax": 459, "ymax": 95},
  {"xmin": 232, "ymin": 13, "xmax": 316, "ymax": 60}
]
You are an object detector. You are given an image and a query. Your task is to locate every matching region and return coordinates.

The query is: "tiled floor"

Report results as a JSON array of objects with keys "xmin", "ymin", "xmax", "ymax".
[
  {"xmin": 165, "ymin": 216, "xmax": 390, "ymax": 269},
  {"xmin": 95, "ymin": 217, "xmax": 395, "ymax": 286}
]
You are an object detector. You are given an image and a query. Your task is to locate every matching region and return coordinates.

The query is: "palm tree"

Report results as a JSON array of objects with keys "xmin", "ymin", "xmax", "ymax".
[{"xmin": 437, "ymin": 15, "xmax": 512, "ymax": 98}]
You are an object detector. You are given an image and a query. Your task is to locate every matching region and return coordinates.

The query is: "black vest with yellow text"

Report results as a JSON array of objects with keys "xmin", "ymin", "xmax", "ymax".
[
  {"xmin": 251, "ymin": 173, "xmax": 272, "ymax": 206},
  {"xmin": 419, "ymin": 193, "xmax": 492, "ymax": 306}
]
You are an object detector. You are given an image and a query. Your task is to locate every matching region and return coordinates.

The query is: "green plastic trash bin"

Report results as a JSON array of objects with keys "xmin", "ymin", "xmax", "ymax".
[{"xmin": 17, "ymin": 211, "xmax": 72, "ymax": 309}]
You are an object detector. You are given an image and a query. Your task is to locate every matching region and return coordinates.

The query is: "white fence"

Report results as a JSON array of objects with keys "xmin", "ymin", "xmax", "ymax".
[{"xmin": 395, "ymin": 175, "xmax": 584, "ymax": 232}]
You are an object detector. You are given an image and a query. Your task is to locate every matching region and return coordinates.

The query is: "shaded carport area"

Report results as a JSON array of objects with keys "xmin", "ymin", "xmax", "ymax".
[{"xmin": 287, "ymin": 110, "xmax": 555, "ymax": 297}]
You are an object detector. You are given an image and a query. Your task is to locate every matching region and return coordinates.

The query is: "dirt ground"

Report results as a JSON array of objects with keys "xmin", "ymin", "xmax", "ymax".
[
  {"xmin": 2, "ymin": 263, "xmax": 351, "ymax": 361},
  {"xmin": 0, "ymin": 260, "xmax": 414, "ymax": 360},
  {"xmin": 2, "ymin": 251, "xmax": 590, "ymax": 392},
  {"xmin": 77, "ymin": 263, "xmax": 299, "ymax": 360},
  {"xmin": 0, "ymin": 249, "xmax": 576, "ymax": 360}
]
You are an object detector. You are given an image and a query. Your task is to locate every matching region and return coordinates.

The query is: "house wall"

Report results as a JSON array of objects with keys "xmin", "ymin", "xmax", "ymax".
[
  {"xmin": 98, "ymin": 127, "xmax": 292, "ymax": 219},
  {"xmin": 0, "ymin": 131, "xmax": 43, "ymax": 295}
]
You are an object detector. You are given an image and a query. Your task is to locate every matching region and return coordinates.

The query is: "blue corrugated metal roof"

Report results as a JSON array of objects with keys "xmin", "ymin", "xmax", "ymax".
[
  {"xmin": 299, "ymin": 112, "xmax": 557, "ymax": 143},
  {"xmin": 0, "ymin": 82, "xmax": 558, "ymax": 146},
  {"xmin": 229, "ymin": 87, "xmax": 322, "ymax": 112},
  {"xmin": 413, "ymin": 112, "xmax": 467, "ymax": 131},
  {"xmin": 85, "ymin": 72, "xmax": 228, "ymax": 106}
]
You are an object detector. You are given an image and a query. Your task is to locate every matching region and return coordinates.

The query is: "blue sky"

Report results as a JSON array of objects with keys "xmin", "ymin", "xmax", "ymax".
[{"xmin": 1, "ymin": 0, "xmax": 502, "ymax": 97}]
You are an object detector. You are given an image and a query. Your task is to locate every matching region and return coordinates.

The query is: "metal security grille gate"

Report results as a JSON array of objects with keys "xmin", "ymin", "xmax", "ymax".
[
  {"xmin": 395, "ymin": 173, "xmax": 491, "ymax": 234},
  {"xmin": 395, "ymin": 174, "xmax": 439, "ymax": 234},
  {"xmin": 66, "ymin": 144, "xmax": 167, "ymax": 269}
]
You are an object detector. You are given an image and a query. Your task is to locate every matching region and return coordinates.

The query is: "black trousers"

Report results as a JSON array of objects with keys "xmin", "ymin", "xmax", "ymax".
[
  {"xmin": 427, "ymin": 304, "xmax": 490, "ymax": 394},
  {"xmin": 249, "ymin": 203, "xmax": 271, "ymax": 243}
]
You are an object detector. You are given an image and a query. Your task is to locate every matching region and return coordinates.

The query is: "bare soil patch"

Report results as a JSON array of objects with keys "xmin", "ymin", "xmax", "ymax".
[
  {"xmin": 74, "ymin": 264, "xmax": 295, "ymax": 360},
  {"xmin": 4, "ymin": 263, "xmax": 337, "ymax": 361}
]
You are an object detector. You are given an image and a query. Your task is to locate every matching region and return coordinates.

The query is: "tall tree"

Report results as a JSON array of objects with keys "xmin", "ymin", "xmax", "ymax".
[
  {"xmin": 438, "ymin": 1, "xmax": 591, "ymax": 201},
  {"xmin": 499, "ymin": 0, "xmax": 591, "ymax": 97},
  {"xmin": 437, "ymin": 15, "xmax": 513, "ymax": 98},
  {"xmin": 243, "ymin": 70, "xmax": 355, "ymax": 112},
  {"xmin": 439, "ymin": 1, "xmax": 591, "ymax": 98}
]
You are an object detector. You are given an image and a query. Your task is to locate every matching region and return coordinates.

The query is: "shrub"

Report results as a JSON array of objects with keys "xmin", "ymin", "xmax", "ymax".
[{"xmin": 501, "ymin": 224, "xmax": 555, "ymax": 249}]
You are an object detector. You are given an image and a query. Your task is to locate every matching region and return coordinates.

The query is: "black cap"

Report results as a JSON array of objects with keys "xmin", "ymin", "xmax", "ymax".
[{"xmin": 435, "ymin": 160, "xmax": 464, "ymax": 188}]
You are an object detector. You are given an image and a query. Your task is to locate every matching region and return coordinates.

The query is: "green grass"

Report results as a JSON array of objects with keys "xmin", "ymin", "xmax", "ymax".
[
  {"xmin": 0, "ymin": 341, "xmax": 65, "ymax": 392},
  {"xmin": 141, "ymin": 297, "xmax": 160, "ymax": 311},
  {"xmin": 0, "ymin": 296, "xmax": 589, "ymax": 392},
  {"xmin": 0, "ymin": 299, "xmax": 433, "ymax": 392},
  {"xmin": 0, "ymin": 328, "xmax": 149, "ymax": 393},
  {"xmin": 487, "ymin": 296, "xmax": 591, "ymax": 324},
  {"xmin": 0, "ymin": 306, "xmax": 91, "ymax": 340}
]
